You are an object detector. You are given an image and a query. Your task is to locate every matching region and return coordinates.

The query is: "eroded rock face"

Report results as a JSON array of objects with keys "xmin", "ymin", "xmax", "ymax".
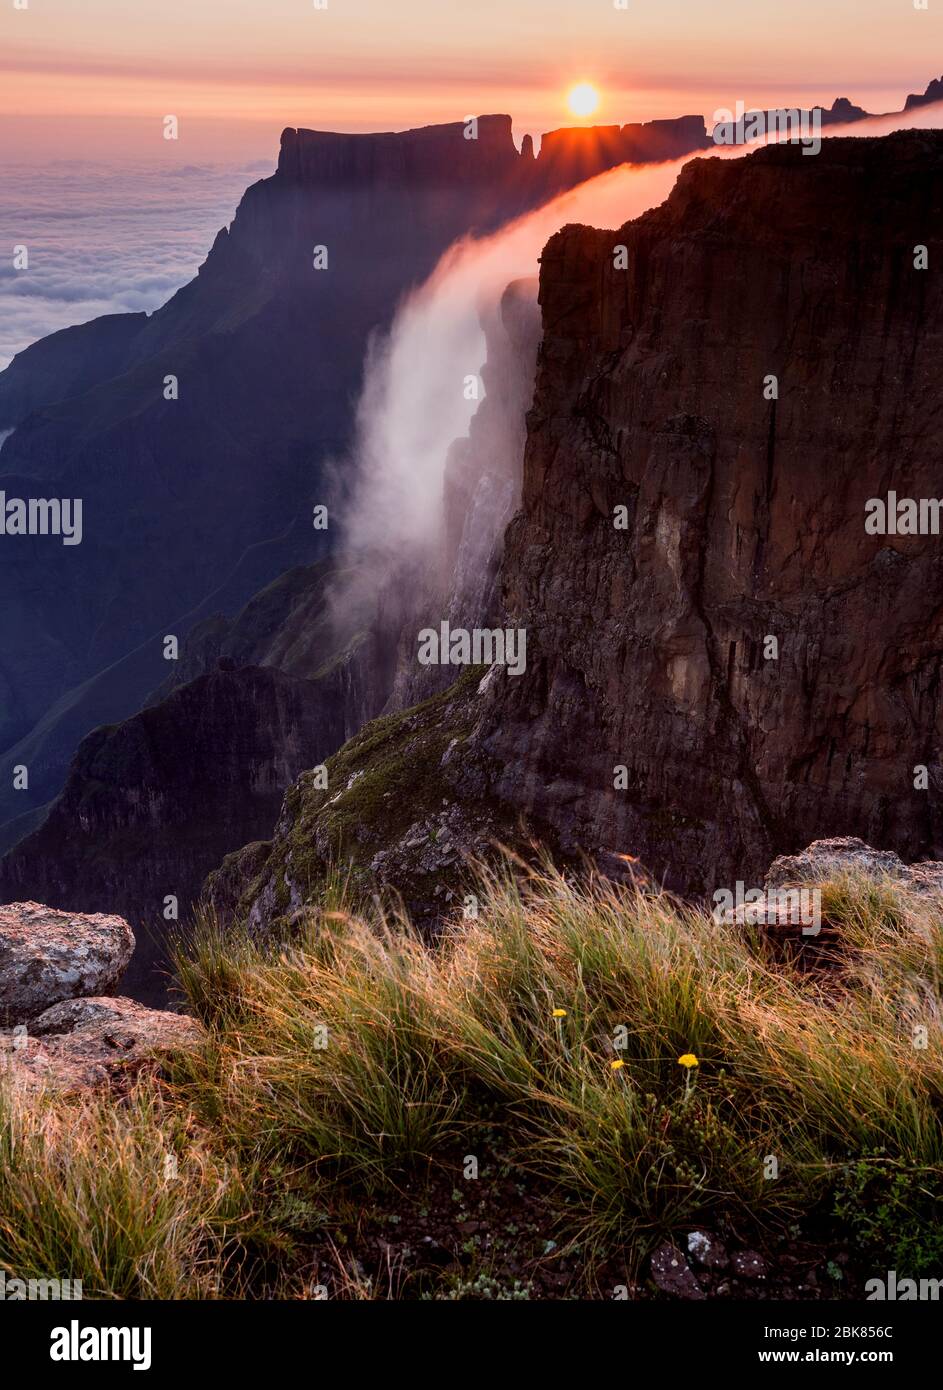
[
  {"xmin": 0, "ymin": 902, "xmax": 134, "ymax": 1025},
  {"xmin": 474, "ymin": 132, "xmax": 943, "ymax": 895}
]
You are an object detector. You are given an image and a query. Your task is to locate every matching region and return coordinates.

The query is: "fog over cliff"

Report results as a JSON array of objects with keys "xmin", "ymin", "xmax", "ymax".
[
  {"xmin": 332, "ymin": 98, "xmax": 943, "ymax": 634},
  {"xmin": 330, "ymin": 159, "xmax": 689, "ymax": 631}
]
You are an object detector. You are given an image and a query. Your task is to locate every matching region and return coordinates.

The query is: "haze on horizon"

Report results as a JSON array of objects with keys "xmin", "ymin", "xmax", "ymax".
[{"xmin": 1, "ymin": 0, "xmax": 941, "ymax": 161}]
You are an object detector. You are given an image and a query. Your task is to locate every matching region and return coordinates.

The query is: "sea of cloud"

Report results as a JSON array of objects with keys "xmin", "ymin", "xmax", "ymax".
[{"xmin": 0, "ymin": 159, "xmax": 273, "ymax": 368}]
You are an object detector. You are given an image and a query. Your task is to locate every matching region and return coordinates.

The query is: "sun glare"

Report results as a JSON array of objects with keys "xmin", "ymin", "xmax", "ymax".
[{"xmin": 566, "ymin": 82, "xmax": 600, "ymax": 118}]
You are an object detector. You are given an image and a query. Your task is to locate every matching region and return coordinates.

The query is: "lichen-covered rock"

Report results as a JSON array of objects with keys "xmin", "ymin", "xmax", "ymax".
[
  {"xmin": 1, "ymin": 996, "xmax": 200, "ymax": 1093},
  {"xmin": 765, "ymin": 837, "xmax": 943, "ymax": 896},
  {"xmin": 686, "ymin": 1229, "xmax": 730, "ymax": 1270},
  {"xmin": 0, "ymin": 902, "xmax": 134, "ymax": 1025},
  {"xmin": 29, "ymin": 994, "xmax": 153, "ymax": 1036}
]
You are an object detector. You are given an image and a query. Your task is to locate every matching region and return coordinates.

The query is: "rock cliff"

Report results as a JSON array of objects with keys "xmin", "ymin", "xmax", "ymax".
[
  {"xmin": 215, "ymin": 130, "xmax": 943, "ymax": 934},
  {"xmin": 473, "ymin": 130, "xmax": 943, "ymax": 893},
  {"xmin": 8, "ymin": 122, "xmax": 943, "ymax": 991}
]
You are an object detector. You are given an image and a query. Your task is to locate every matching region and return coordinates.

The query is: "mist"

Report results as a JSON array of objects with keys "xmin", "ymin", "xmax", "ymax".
[{"xmin": 331, "ymin": 99, "xmax": 943, "ymax": 632}]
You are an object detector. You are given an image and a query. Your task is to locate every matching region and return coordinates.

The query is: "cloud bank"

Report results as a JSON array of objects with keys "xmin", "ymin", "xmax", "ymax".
[{"xmin": 0, "ymin": 160, "xmax": 270, "ymax": 368}]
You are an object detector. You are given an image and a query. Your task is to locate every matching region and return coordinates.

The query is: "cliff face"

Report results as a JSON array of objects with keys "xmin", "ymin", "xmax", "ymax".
[
  {"xmin": 210, "ymin": 130, "xmax": 943, "ymax": 941},
  {"xmin": 473, "ymin": 131, "xmax": 943, "ymax": 893},
  {"xmin": 12, "ymin": 119, "xmax": 940, "ymax": 992},
  {"xmin": 531, "ymin": 117, "xmax": 710, "ymax": 193},
  {"xmin": 277, "ymin": 115, "xmax": 524, "ymax": 187}
]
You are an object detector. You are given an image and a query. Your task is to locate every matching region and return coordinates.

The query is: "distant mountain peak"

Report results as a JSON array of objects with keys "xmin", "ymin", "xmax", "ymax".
[{"xmin": 905, "ymin": 74, "xmax": 943, "ymax": 109}]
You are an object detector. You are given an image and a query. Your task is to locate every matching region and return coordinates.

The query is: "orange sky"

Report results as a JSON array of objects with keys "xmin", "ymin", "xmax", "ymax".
[{"xmin": 2, "ymin": 0, "xmax": 941, "ymax": 160}]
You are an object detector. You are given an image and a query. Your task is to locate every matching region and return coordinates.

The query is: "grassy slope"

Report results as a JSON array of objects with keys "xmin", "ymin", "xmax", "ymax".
[{"xmin": 1, "ymin": 863, "xmax": 941, "ymax": 1299}]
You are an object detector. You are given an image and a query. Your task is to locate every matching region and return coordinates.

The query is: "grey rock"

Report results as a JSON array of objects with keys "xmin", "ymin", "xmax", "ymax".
[
  {"xmin": 0, "ymin": 902, "xmax": 134, "ymax": 1025},
  {"xmin": 2, "ymin": 997, "xmax": 200, "ymax": 1092},
  {"xmin": 30, "ymin": 995, "xmax": 156, "ymax": 1037},
  {"xmin": 765, "ymin": 837, "xmax": 943, "ymax": 897},
  {"xmin": 686, "ymin": 1229, "xmax": 730, "ymax": 1269}
]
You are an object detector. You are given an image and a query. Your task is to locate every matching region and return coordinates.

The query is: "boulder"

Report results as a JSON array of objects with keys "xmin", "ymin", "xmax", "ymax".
[
  {"xmin": 30, "ymin": 994, "xmax": 156, "ymax": 1036},
  {"xmin": 0, "ymin": 901, "xmax": 134, "ymax": 1025}
]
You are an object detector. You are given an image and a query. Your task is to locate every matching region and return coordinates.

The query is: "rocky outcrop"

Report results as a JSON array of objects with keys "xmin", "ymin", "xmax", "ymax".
[
  {"xmin": 2, "ymin": 995, "xmax": 199, "ymax": 1094},
  {"xmin": 765, "ymin": 837, "xmax": 943, "ymax": 897},
  {"xmin": 0, "ymin": 903, "xmax": 199, "ymax": 1090},
  {"xmin": 0, "ymin": 902, "xmax": 133, "ymax": 1024},
  {"xmin": 904, "ymin": 75, "xmax": 943, "ymax": 110},
  {"xmin": 205, "ymin": 667, "xmax": 529, "ymax": 934},
  {"xmin": 466, "ymin": 131, "xmax": 943, "ymax": 896},
  {"xmin": 817, "ymin": 97, "xmax": 869, "ymax": 125}
]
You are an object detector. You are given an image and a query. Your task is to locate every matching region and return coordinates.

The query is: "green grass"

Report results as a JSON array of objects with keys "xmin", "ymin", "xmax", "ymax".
[{"xmin": 2, "ymin": 859, "xmax": 942, "ymax": 1297}]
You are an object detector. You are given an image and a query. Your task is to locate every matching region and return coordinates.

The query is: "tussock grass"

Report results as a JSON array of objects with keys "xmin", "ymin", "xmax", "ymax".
[
  {"xmin": 0, "ymin": 1082, "xmax": 256, "ymax": 1298},
  {"xmin": 2, "ymin": 859, "xmax": 942, "ymax": 1295}
]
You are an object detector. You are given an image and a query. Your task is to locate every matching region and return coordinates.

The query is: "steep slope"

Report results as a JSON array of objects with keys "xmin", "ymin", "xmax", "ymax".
[{"xmin": 0, "ymin": 664, "xmax": 350, "ymax": 1003}]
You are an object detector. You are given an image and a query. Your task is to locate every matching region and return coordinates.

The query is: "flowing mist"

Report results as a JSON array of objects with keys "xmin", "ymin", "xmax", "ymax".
[{"xmin": 331, "ymin": 99, "xmax": 943, "ymax": 635}]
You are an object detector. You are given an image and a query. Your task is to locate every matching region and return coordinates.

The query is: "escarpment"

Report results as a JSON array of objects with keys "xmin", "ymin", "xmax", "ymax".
[
  {"xmin": 8, "ymin": 127, "xmax": 943, "ymax": 993},
  {"xmin": 472, "ymin": 131, "xmax": 943, "ymax": 893},
  {"xmin": 0, "ymin": 114, "xmax": 712, "ymax": 848}
]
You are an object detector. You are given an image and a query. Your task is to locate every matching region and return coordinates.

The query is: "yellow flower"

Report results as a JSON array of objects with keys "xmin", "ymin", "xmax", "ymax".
[
  {"xmin": 552, "ymin": 1008, "xmax": 567, "ymax": 1018},
  {"xmin": 677, "ymin": 1053, "xmax": 699, "ymax": 1068},
  {"xmin": 610, "ymin": 1059, "xmax": 625, "ymax": 1070}
]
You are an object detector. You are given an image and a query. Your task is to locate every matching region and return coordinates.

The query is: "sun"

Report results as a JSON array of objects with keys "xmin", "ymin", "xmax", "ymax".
[{"xmin": 566, "ymin": 82, "xmax": 600, "ymax": 119}]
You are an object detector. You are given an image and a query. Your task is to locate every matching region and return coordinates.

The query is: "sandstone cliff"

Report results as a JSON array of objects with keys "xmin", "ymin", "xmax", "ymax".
[{"xmin": 474, "ymin": 130, "xmax": 943, "ymax": 893}]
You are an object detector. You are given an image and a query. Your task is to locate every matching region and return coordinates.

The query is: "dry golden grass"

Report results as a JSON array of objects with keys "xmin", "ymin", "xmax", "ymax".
[{"xmin": 2, "ymin": 860, "xmax": 941, "ymax": 1295}]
